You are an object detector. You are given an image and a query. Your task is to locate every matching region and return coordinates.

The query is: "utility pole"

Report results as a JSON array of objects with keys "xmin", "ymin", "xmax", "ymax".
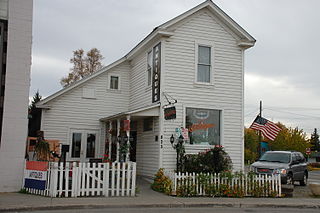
[{"xmin": 258, "ymin": 100, "xmax": 262, "ymax": 158}]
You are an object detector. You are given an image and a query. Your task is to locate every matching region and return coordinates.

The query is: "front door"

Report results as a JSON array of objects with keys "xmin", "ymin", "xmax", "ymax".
[{"xmin": 69, "ymin": 130, "xmax": 99, "ymax": 162}]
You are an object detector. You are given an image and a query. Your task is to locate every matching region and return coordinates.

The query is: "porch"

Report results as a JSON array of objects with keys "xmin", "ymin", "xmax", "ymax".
[{"xmin": 100, "ymin": 104, "xmax": 161, "ymax": 178}]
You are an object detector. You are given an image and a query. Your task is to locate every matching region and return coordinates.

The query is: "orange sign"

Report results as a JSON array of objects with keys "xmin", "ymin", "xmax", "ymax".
[{"xmin": 189, "ymin": 122, "xmax": 215, "ymax": 132}]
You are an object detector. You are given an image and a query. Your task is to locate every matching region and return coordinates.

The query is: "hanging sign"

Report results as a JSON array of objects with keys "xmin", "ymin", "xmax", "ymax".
[
  {"xmin": 24, "ymin": 161, "xmax": 48, "ymax": 190},
  {"xmin": 123, "ymin": 120, "xmax": 130, "ymax": 131},
  {"xmin": 164, "ymin": 106, "xmax": 176, "ymax": 120},
  {"xmin": 152, "ymin": 43, "xmax": 161, "ymax": 103}
]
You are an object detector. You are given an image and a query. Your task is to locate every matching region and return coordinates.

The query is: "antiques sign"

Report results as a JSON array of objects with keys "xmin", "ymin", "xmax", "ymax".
[
  {"xmin": 164, "ymin": 106, "xmax": 176, "ymax": 120},
  {"xmin": 24, "ymin": 161, "xmax": 48, "ymax": 190},
  {"xmin": 152, "ymin": 43, "xmax": 161, "ymax": 103}
]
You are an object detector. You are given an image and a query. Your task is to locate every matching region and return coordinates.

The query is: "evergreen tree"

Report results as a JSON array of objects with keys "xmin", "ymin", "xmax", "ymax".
[
  {"xmin": 28, "ymin": 91, "xmax": 42, "ymax": 137},
  {"xmin": 310, "ymin": 128, "xmax": 320, "ymax": 152}
]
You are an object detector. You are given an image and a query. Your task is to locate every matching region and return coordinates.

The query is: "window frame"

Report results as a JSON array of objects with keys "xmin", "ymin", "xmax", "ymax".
[
  {"xmin": 143, "ymin": 117, "xmax": 154, "ymax": 132},
  {"xmin": 146, "ymin": 50, "xmax": 153, "ymax": 88},
  {"xmin": 108, "ymin": 75, "xmax": 120, "ymax": 90},
  {"xmin": 194, "ymin": 40, "xmax": 215, "ymax": 85},
  {"xmin": 183, "ymin": 105, "xmax": 223, "ymax": 147}
]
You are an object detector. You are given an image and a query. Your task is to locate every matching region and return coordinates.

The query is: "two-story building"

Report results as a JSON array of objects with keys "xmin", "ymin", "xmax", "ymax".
[{"xmin": 37, "ymin": 0, "xmax": 255, "ymax": 179}]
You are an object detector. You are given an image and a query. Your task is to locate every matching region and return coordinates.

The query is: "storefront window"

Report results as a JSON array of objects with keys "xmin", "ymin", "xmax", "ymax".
[{"xmin": 186, "ymin": 108, "xmax": 220, "ymax": 145}]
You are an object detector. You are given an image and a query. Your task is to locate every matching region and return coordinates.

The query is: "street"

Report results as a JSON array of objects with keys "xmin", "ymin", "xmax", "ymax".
[
  {"xmin": 16, "ymin": 207, "xmax": 320, "ymax": 213},
  {"xmin": 308, "ymin": 170, "xmax": 320, "ymax": 184}
]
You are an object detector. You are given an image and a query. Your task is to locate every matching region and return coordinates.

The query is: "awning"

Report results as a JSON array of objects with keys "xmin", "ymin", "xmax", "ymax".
[{"xmin": 100, "ymin": 103, "xmax": 160, "ymax": 121}]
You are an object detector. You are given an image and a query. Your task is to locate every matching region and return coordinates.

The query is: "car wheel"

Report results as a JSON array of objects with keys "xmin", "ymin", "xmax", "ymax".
[
  {"xmin": 287, "ymin": 173, "xmax": 294, "ymax": 185},
  {"xmin": 300, "ymin": 172, "xmax": 308, "ymax": 186}
]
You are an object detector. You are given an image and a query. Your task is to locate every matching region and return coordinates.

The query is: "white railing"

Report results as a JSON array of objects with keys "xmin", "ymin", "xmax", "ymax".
[
  {"xmin": 165, "ymin": 171, "xmax": 282, "ymax": 197},
  {"xmin": 23, "ymin": 162, "xmax": 136, "ymax": 197}
]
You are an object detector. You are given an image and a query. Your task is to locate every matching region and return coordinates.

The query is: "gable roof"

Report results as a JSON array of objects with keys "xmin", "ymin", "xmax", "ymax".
[{"xmin": 37, "ymin": 0, "xmax": 255, "ymax": 107}]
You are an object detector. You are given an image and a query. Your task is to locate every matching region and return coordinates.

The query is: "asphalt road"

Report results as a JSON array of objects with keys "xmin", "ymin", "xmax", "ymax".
[
  {"xmin": 308, "ymin": 170, "xmax": 320, "ymax": 183},
  {"xmin": 17, "ymin": 207, "xmax": 320, "ymax": 213}
]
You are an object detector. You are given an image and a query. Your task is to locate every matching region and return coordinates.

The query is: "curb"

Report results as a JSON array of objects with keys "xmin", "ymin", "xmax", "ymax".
[{"xmin": 1, "ymin": 202, "xmax": 320, "ymax": 212}]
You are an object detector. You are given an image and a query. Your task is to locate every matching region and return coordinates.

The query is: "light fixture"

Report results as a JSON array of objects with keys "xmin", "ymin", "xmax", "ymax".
[{"xmin": 170, "ymin": 134, "xmax": 175, "ymax": 145}]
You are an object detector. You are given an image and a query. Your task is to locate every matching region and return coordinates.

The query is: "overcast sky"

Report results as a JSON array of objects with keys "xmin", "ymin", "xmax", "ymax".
[{"xmin": 31, "ymin": 0, "xmax": 320, "ymax": 135}]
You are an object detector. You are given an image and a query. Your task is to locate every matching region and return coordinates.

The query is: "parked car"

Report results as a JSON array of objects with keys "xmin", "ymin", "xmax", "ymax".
[{"xmin": 250, "ymin": 151, "xmax": 308, "ymax": 185}]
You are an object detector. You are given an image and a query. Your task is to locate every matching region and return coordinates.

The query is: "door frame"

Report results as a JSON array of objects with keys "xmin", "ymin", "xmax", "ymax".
[{"xmin": 68, "ymin": 128, "xmax": 100, "ymax": 162}]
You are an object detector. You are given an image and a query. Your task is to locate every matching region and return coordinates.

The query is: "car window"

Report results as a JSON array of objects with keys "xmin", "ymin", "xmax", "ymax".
[
  {"xmin": 297, "ymin": 153, "xmax": 305, "ymax": 163},
  {"xmin": 259, "ymin": 152, "xmax": 290, "ymax": 163}
]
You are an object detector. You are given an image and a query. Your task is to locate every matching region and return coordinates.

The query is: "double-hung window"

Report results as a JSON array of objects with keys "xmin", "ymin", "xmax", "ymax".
[
  {"xmin": 197, "ymin": 45, "xmax": 212, "ymax": 83},
  {"xmin": 147, "ymin": 51, "xmax": 153, "ymax": 87},
  {"xmin": 110, "ymin": 76, "xmax": 119, "ymax": 90}
]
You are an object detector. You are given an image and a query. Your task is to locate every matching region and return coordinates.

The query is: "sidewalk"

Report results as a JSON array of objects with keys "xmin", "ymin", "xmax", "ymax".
[{"xmin": 0, "ymin": 179, "xmax": 319, "ymax": 212}]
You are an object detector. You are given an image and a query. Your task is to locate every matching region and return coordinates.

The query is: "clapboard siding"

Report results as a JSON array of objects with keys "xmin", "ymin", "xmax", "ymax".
[
  {"xmin": 41, "ymin": 62, "xmax": 131, "ymax": 159},
  {"xmin": 129, "ymin": 46, "xmax": 153, "ymax": 109},
  {"xmin": 161, "ymin": 8, "xmax": 244, "ymax": 171},
  {"xmin": 136, "ymin": 117, "xmax": 159, "ymax": 178}
]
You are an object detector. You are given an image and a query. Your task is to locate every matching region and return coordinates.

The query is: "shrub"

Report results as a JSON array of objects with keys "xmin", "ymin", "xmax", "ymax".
[
  {"xmin": 151, "ymin": 168, "xmax": 172, "ymax": 195},
  {"xmin": 183, "ymin": 146, "xmax": 232, "ymax": 173}
]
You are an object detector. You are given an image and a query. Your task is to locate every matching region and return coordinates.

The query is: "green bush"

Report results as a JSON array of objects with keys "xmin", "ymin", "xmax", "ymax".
[
  {"xmin": 151, "ymin": 168, "xmax": 172, "ymax": 195},
  {"xmin": 183, "ymin": 146, "xmax": 232, "ymax": 173}
]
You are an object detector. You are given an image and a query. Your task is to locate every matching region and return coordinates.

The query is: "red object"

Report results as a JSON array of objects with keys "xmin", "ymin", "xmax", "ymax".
[
  {"xmin": 250, "ymin": 116, "xmax": 281, "ymax": 141},
  {"xmin": 306, "ymin": 148, "xmax": 311, "ymax": 155},
  {"xmin": 124, "ymin": 120, "xmax": 130, "ymax": 131}
]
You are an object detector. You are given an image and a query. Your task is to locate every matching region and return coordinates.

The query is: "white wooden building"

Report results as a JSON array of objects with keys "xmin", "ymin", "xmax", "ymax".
[{"xmin": 37, "ymin": 0, "xmax": 255, "ymax": 179}]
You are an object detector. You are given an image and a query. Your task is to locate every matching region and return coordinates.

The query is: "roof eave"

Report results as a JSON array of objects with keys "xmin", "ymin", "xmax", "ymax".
[{"xmin": 126, "ymin": 29, "xmax": 173, "ymax": 60}]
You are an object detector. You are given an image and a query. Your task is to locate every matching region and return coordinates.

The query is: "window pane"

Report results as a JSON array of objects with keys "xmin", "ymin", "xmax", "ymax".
[
  {"xmin": 197, "ymin": 64, "xmax": 210, "ymax": 83},
  {"xmin": 110, "ymin": 76, "xmax": 118, "ymax": 89},
  {"xmin": 198, "ymin": 46, "xmax": 211, "ymax": 64},
  {"xmin": 186, "ymin": 108, "xmax": 220, "ymax": 145},
  {"xmin": 147, "ymin": 69, "xmax": 151, "ymax": 86},
  {"xmin": 147, "ymin": 51, "xmax": 152, "ymax": 70},
  {"xmin": 143, "ymin": 117, "xmax": 153, "ymax": 131},
  {"xmin": 71, "ymin": 133, "xmax": 82, "ymax": 158},
  {"xmin": 86, "ymin": 133, "xmax": 96, "ymax": 158}
]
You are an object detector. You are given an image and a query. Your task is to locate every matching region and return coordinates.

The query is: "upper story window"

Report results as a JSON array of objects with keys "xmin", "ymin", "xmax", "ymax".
[
  {"xmin": 110, "ymin": 76, "xmax": 119, "ymax": 90},
  {"xmin": 197, "ymin": 45, "xmax": 212, "ymax": 83},
  {"xmin": 147, "ymin": 51, "xmax": 153, "ymax": 86}
]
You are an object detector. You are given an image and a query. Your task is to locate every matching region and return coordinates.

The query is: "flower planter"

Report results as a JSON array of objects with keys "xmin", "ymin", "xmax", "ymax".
[{"xmin": 309, "ymin": 183, "xmax": 320, "ymax": 196}]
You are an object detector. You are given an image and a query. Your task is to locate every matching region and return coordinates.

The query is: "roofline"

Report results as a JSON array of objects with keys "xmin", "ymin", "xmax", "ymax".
[
  {"xmin": 99, "ymin": 103, "xmax": 160, "ymax": 121},
  {"xmin": 159, "ymin": 0, "xmax": 255, "ymax": 43},
  {"xmin": 37, "ymin": 0, "xmax": 255, "ymax": 106},
  {"xmin": 36, "ymin": 57, "xmax": 126, "ymax": 107}
]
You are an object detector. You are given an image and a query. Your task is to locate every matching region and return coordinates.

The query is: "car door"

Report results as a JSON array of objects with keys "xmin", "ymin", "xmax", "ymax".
[{"xmin": 291, "ymin": 153, "xmax": 300, "ymax": 181}]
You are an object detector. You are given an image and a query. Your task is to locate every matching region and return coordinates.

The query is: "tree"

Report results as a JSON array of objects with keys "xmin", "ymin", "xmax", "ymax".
[
  {"xmin": 28, "ymin": 91, "xmax": 42, "ymax": 137},
  {"xmin": 60, "ymin": 48, "xmax": 104, "ymax": 87},
  {"xmin": 268, "ymin": 123, "xmax": 310, "ymax": 154},
  {"xmin": 310, "ymin": 128, "xmax": 320, "ymax": 152},
  {"xmin": 244, "ymin": 128, "xmax": 259, "ymax": 163},
  {"xmin": 244, "ymin": 123, "xmax": 310, "ymax": 162}
]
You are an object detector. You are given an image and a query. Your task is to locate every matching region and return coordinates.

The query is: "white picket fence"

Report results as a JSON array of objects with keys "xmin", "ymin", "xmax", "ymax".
[
  {"xmin": 165, "ymin": 171, "xmax": 282, "ymax": 197},
  {"xmin": 24, "ymin": 162, "xmax": 136, "ymax": 197}
]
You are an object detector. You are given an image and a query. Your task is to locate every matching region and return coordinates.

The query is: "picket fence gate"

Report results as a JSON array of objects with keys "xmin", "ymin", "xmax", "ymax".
[
  {"xmin": 23, "ymin": 162, "xmax": 136, "ymax": 197},
  {"xmin": 165, "ymin": 171, "xmax": 282, "ymax": 197}
]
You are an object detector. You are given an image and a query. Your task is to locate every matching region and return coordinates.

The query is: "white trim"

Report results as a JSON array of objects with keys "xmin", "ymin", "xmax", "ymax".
[
  {"xmin": 68, "ymin": 128, "xmax": 100, "ymax": 162},
  {"xmin": 159, "ymin": 0, "xmax": 255, "ymax": 42},
  {"xmin": 194, "ymin": 40, "xmax": 215, "ymax": 85},
  {"xmin": 241, "ymin": 49, "xmax": 245, "ymax": 170},
  {"xmin": 145, "ymin": 49, "xmax": 153, "ymax": 89},
  {"xmin": 36, "ymin": 58, "xmax": 126, "ymax": 107},
  {"xmin": 182, "ymin": 105, "xmax": 224, "ymax": 147}
]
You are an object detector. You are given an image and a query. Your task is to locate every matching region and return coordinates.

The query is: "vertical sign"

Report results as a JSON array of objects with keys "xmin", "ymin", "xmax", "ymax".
[{"xmin": 152, "ymin": 43, "xmax": 161, "ymax": 103}]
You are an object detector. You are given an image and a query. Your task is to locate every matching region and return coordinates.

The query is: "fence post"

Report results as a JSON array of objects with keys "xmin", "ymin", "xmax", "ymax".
[{"xmin": 131, "ymin": 162, "xmax": 136, "ymax": 197}]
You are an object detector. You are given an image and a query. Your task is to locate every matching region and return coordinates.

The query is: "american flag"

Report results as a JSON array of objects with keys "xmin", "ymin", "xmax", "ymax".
[{"xmin": 250, "ymin": 116, "xmax": 281, "ymax": 141}]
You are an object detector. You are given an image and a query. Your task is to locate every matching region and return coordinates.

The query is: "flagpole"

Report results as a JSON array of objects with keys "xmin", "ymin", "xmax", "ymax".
[{"xmin": 258, "ymin": 100, "xmax": 262, "ymax": 158}]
